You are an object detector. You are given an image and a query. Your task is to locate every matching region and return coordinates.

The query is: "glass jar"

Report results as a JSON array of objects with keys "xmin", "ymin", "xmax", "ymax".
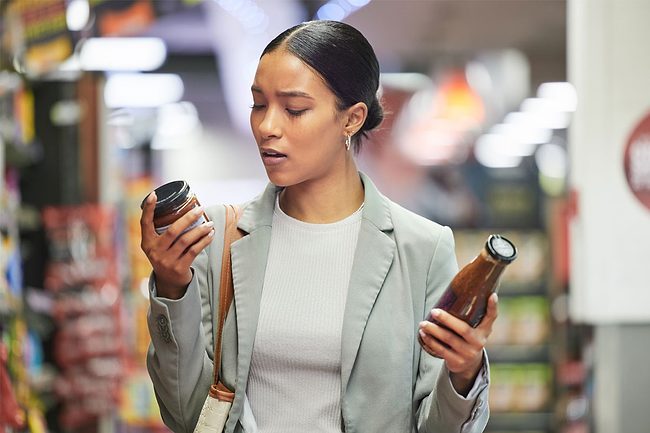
[{"xmin": 142, "ymin": 180, "xmax": 209, "ymax": 235}]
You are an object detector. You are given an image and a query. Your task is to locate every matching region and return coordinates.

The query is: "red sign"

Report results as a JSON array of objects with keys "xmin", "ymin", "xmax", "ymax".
[{"xmin": 623, "ymin": 112, "xmax": 650, "ymax": 210}]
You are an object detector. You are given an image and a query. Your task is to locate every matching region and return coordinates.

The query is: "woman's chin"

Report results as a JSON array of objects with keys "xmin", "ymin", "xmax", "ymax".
[{"xmin": 265, "ymin": 172, "xmax": 292, "ymax": 188}]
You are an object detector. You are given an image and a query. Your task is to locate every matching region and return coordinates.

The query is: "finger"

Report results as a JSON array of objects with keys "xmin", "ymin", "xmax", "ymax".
[
  {"xmin": 487, "ymin": 293, "xmax": 499, "ymax": 320},
  {"xmin": 418, "ymin": 328, "xmax": 444, "ymax": 358},
  {"xmin": 420, "ymin": 320, "xmax": 466, "ymax": 353},
  {"xmin": 428, "ymin": 308, "xmax": 475, "ymax": 343},
  {"xmin": 150, "ymin": 224, "xmax": 214, "ymax": 283},
  {"xmin": 420, "ymin": 320, "xmax": 482, "ymax": 364},
  {"xmin": 418, "ymin": 328, "xmax": 464, "ymax": 365},
  {"xmin": 140, "ymin": 191, "xmax": 158, "ymax": 240},
  {"xmin": 162, "ymin": 206, "xmax": 206, "ymax": 246},
  {"xmin": 430, "ymin": 308, "xmax": 488, "ymax": 348},
  {"xmin": 477, "ymin": 293, "xmax": 499, "ymax": 332},
  {"xmin": 175, "ymin": 226, "xmax": 216, "ymax": 269},
  {"xmin": 168, "ymin": 220, "xmax": 215, "ymax": 258}
]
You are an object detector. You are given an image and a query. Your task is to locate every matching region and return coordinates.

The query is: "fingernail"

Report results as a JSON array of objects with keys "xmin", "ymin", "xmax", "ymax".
[
  {"xmin": 419, "ymin": 329, "xmax": 426, "ymax": 338},
  {"xmin": 205, "ymin": 221, "xmax": 215, "ymax": 228},
  {"xmin": 194, "ymin": 206, "xmax": 204, "ymax": 215},
  {"xmin": 148, "ymin": 192, "xmax": 157, "ymax": 202},
  {"xmin": 431, "ymin": 309, "xmax": 441, "ymax": 318},
  {"xmin": 208, "ymin": 229, "xmax": 215, "ymax": 237}
]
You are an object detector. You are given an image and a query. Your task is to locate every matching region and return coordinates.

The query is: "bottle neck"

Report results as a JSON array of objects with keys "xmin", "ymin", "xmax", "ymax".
[
  {"xmin": 475, "ymin": 248, "xmax": 508, "ymax": 288},
  {"xmin": 479, "ymin": 248, "xmax": 509, "ymax": 267}
]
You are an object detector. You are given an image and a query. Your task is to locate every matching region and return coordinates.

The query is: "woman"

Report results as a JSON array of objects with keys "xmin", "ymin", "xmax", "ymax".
[{"xmin": 141, "ymin": 20, "xmax": 497, "ymax": 433}]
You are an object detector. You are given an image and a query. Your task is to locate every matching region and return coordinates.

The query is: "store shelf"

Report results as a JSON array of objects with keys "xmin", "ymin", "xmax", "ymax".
[
  {"xmin": 487, "ymin": 344, "xmax": 551, "ymax": 363},
  {"xmin": 0, "ymin": 294, "xmax": 20, "ymax": 317},
  {"xmin": 4, "ymin": 138, "xmax": 42, "ymax": 167},
  {"xmin": 498, "ymin": 282, "xmax": 549, "ymax": 296},
  {"xmin": 487, "ymin": 411, "xmax": 554, "ymax": 431}
]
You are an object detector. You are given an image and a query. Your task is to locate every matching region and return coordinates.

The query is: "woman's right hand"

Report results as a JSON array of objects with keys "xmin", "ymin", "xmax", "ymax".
[{"xmin": 140, "ymin": 192, "xmax": 215, "ymax": 299}]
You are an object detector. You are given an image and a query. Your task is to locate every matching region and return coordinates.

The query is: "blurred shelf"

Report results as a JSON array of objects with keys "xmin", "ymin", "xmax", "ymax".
[
  {"xmin": 4, "ymin": 138, "xmax": 42, "ymax": 168},
  {"xmin": 487, "ymin": 344, "xmax": 551, "ymax": 363},
  {"xmin": 487, "ymin": 411, "xmax": 554, "ymax": 431},
  {"xmin": 0, "ymin": 292, "xmax": 21, "ymax": 317},
  {"xmin": 498, "ymin": 282, "xmax": 549, "ymax": 296}
]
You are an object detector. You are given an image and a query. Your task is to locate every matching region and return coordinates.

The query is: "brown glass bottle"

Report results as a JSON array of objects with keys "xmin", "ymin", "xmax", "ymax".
[{"xmin": 427, "ymin": 234, "xmax": 517, "ymax": 328}]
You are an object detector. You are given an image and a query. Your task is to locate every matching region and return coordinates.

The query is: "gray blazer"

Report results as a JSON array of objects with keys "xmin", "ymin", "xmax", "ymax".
[{"xmin": 147, "ymin": 173, "xmax": 489, "ymax": 433}]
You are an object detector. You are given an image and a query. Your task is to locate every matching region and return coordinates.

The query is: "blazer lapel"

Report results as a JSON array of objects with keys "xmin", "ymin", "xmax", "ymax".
[
  {"xmin": 229, "ymin": 183, "xmax": 277, "ymax": 405},
  {"xmin": 231, "ymin": 228, "xmax": 271, "ymax": 382},
  {"xmin": 341, "ymin": 173, "xmax": 395, "ymax": 392}
]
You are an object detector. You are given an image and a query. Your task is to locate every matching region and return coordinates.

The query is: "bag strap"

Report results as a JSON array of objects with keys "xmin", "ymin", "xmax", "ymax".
[{"xmin": 213, "ymin": 204, "xmax": 243, "ymax": 388}]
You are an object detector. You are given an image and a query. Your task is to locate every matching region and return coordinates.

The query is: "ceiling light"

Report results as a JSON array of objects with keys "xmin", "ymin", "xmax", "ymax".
[
  {"xmin": 521, "ymin": 97, "xmax": 572, "ymax": 130},
  {"xmin": 490, "ymin": 123, "xmax": 543, "ymax": 156},
  {"xmin": 316, "ymin": 0, "xmax": 372, "ymax": 21},
  {"xmin": 537, "ymin": 82, "xmax": 577, "ymax": 112},
  {"xmin": 79, "ymin": 37, "xmax": 167, "ymax": 71},
  {"xmin": 474, "ymin": 133, "xmax": 523, "ymax": 168},
  {"xmin": 317, "ymin": 3, "xmax": 346, "ymax": 21},
  {"xmin": 66, "ymin": 0, "xmax": 90, "ymax": 31},
  {"xmin": 380, "ymin": 73, "xmax": 432, "ymax": 92},
  {"xmin": 104, "ymin": 73, "xmax": 184, "ymax": 108}
]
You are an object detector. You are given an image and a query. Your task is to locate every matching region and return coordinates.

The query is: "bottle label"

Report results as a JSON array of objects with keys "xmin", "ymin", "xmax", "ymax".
[{"xmin": 155, "ymin": 214, "xmax": 208, "ymax": 235}]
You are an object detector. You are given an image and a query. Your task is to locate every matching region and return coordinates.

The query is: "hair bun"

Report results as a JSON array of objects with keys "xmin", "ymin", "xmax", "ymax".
[{"xmin": 362, "ymin": 96, "xmax": 384, "ymax": 132}]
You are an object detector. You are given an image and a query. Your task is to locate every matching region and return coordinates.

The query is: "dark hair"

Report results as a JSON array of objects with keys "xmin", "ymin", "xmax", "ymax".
[{"xmin": 262, "ymin": 20, "xmax": 384, "ymax": 153}]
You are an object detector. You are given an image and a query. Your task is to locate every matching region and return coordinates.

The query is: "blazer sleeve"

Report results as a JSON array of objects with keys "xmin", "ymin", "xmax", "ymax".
[
  {"xmin": 414, "ymin": 226, "xmax": 490, "ymax": 433},
  {"xmin": 146, "ymin": 206, "xmax": 226, "ymax": 433}
]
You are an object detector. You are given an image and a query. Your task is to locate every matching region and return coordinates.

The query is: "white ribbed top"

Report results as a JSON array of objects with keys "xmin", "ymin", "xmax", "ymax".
[{"xmin": 247, "ymin": 195, "xmax": 363, "ymax": 433}]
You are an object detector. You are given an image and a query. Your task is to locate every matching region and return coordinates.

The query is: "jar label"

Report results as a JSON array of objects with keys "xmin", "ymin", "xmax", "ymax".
[{"xmin": 155, "ymin": 214, "xmax": 208, "ymax": 235}]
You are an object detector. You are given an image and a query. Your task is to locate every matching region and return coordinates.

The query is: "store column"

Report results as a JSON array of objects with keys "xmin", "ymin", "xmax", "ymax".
[{"xmin": 568, "ymin": 1, "xmax": 650, "ymax": 432}]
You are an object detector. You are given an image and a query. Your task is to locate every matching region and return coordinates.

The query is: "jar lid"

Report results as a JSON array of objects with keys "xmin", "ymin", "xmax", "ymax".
[
  {"xmin": 485, "ymin": 234, "xmax": 517, "ymax": 263},
  {"xmin": 141, "ymin": 180, "xmax": 191, "ymax": 216}
]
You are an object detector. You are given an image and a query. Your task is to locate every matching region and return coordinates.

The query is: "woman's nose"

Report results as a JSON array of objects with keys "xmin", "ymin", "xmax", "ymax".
[{"xmin": 258, "ymin": 107, "xmax": 281, "ymax": 139}]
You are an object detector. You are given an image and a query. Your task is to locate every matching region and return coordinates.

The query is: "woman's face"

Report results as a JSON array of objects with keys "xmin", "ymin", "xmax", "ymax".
[{"xmin": 250, "ymin": 49, "xmax": 349, "ymax": 188}]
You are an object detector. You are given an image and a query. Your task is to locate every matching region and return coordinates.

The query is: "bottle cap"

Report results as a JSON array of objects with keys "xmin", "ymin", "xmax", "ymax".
[{"xmin": 486, "ymin": 234, "xmax": 517, "ymax": 262}]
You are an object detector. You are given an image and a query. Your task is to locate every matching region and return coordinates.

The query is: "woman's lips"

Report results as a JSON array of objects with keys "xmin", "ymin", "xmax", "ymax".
[{"xmin": 261, "ymin": 150, "xmax": 287, "ymax": 166}]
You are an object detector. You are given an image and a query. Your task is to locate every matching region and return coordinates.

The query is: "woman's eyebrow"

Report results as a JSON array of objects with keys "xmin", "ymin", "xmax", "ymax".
[
  {"xmin": 276, "ymin": 90, "xmax": 314, "ymax": 99},
  {"xmin": 251, "ymin": 86, "xmax": 314, "ymax": 100}
]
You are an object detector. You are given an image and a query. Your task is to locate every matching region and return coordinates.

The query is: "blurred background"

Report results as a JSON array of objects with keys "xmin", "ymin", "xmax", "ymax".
[{"xmin": 1, "ymin": 0, "xmax": 649, "ymax": 432}]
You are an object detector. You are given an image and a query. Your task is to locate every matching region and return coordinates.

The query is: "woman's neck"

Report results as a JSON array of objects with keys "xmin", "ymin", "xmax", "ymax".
[{"xmin": 279, "ymin": 165, "xmax": 364, "ymax": 224}]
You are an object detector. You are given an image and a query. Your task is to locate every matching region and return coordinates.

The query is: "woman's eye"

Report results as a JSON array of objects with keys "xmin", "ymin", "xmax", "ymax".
[
  {"xmin": 287, "ymin": 108, "xmax": 307, "ymax": 117},
  {"xmin": 250, "ymin": 104, "xmax": 265, "ymax": 110}
]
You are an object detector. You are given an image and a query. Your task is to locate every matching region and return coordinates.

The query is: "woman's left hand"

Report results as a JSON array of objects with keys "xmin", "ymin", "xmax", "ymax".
[{"xmin": 418, "ymin": 293, "xmax": 499, "ymax": 396}]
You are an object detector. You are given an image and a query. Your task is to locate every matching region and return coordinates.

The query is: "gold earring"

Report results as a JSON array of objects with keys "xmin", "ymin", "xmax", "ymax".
[{"xmin": 345, "ymin": 134, "xmax": 351, "ymax": 151}]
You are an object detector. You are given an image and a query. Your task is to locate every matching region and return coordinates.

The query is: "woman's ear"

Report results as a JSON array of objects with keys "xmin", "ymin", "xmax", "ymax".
[{"xmin": 344, "ymin": 102, "xmax": 368, "ymax": 135}]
